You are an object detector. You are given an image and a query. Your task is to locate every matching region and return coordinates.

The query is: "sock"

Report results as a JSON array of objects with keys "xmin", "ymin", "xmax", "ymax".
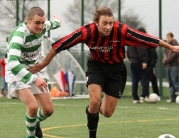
[
  {"xmin": 86, "ymin": 106, "xmax": 99, "ymax": 138},
  {"xmin": 36, "ymin": 108, "xmax": 48, "ymax": 125},
  {"xmin": 25, "ymin": 114, "xmax": 37, "ymax": 138}
]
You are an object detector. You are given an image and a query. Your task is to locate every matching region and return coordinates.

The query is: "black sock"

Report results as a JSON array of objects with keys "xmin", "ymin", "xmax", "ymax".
[{"xmin": 86, "ymin": 106, "xmax": 99, "ymax": 138}]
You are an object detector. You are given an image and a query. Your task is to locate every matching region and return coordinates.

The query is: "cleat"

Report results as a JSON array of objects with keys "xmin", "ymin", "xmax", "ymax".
[{"xmin": 35, "ymin": 123, "xmax": 43, "ymax": 138}]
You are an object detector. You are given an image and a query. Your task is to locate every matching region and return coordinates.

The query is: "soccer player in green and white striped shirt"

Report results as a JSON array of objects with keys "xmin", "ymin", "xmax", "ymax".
[{"xmin": 5, "ymin": 7, "xmax": 61, "ymax": 138}]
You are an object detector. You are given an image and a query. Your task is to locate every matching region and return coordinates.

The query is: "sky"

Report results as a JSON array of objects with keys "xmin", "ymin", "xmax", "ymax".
[
  {"xmin": 123, "ymin": 0, "xmax": 179, "ymax": 38},
  {"xmin": 1, "ymin": 0, "xmax": 179, "ymax": 46}
]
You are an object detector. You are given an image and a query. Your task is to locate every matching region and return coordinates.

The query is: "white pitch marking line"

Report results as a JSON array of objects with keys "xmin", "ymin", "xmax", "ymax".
[{"xmin": 1, "ymin": 102, "xmax": 179, "ymax": 111}]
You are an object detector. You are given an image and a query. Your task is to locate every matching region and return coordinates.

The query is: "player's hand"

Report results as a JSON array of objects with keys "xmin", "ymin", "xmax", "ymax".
[
  {"xmin": 34, "ymin": 77, "xmax": 48, "ymax": 92},
  {"xmin": 170, "ymin": 45, "xmax": 179, "ymax": 53},
  {"xmin": 29, "ymin": 61, "xmax": 47, "ymax": 74},
  {"xmin": 142, "ymin": 63, "xmax": 147, "ymax": 69},
  {"xmin": 54, "ymin": 15, "xmax": 61, "ymax": 24}
]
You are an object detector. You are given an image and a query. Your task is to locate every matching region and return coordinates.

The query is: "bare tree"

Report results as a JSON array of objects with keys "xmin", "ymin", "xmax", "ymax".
[
  {"xmin": 121, "ymin": 9, "xmax": 144, "ymax": 29},
  {"xmin": 63, "ymin": 0, "xmax": 145, "ymax": 29},
  {"xmin": 0, "ymin": 1, "xmax": 40, "ymax": 35}
]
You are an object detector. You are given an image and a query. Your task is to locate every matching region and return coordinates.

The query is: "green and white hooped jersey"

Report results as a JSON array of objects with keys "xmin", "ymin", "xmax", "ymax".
[{"xmin": 6, "ymin": 19, "xmax": 60, "ymax": 84}]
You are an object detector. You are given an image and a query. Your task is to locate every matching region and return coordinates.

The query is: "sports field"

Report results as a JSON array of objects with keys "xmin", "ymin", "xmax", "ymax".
[{"xmin": 0, "ymin": 86, "xmax": 179, "ymax": 138}]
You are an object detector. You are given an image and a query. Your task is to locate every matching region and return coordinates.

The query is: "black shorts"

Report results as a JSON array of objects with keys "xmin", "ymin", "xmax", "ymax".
[{"xmin": 86, "ymin": 59, "xmax": 127, "ymax": 99}]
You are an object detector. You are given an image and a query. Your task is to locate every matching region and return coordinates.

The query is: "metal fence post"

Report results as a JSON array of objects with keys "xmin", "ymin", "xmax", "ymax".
[{"xmin": 159, "ymin": 0, "xmax": 163, "ymax": 97}]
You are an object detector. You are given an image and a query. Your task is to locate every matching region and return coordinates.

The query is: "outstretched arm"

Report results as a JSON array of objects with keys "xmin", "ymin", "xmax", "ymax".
[
  {"xmin": 159, "ymin": 40, "xmax": 179, "ymax": 52},
  {"xmin": 30, "ymin": 48, "xmax": 57, "ymax": 73},
  {"xmin": 125, "ymin": 26, "xmax": 179, "ymax": 53},
  {"xmin": 159, "ymin": 40, "xmax": 171, "ymax": 49},
  {"xmin": 30, "ymin": 28, "xmax": 84, "ymax": 73}
]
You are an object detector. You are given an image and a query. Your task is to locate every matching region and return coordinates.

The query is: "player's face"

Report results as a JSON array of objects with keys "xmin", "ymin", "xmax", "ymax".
[
  {"xmin": 27, "ymin": 14, "xmax": 46, "ymax": 34},
  {"xmin": 95, "ymin": 15, "xmax": 114, "ymax": 37},
  {"xmin": 166, "ymin": 35, "xmax": 173, "ymax": 43}
]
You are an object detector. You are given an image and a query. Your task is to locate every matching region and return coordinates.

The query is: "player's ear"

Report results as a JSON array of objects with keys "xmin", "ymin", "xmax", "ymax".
[
  {"xmin": 95, "ymin": 21, "xmax": 99, "ymax": 27},
  {"xmin": 26, "ymin": 17, "xmax": 30, "ymax": 23}
]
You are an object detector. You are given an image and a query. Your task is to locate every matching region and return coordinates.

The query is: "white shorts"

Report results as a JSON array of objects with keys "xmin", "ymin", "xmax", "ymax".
[
  {"xmin": 8, "ymin": 72, "xmax": 49, "ymax": 98},
  {"xmin": 8, "ymin": 81, "xmax": 49, "ymax": 98}
]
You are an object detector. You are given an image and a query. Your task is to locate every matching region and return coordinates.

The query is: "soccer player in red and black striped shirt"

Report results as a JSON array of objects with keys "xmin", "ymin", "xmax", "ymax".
[{"xmin": 30, "ymin": 6, "xmax": 179, "ymax": 138}]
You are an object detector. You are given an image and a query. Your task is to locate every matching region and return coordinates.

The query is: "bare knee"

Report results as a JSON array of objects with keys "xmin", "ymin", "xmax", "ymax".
[
  {"xmin": 88, "ymin": 84, "xmax": 102, "ymax": 113},
  {"xmin": 100, "ymin": 94, "xmax": 118, "ymax": 118},
  {"xmin": 42, "ymin": 107, "xmax": 54, "ymax": 117},
  {"xmin": 102, "ymin": 110, "xmax": 113, "ymax": 118},
  {"xmin": 27, "ymin": 104, "xmax": 38, "ymax": 117},
  {"xmin": 89, "ymin": 99, "xmax": 100, "ymax": 113},
  {"xmin": 46, "ymin": 108, "xmax": 54, "ymax": 116},
  {"xmin": 100, "ymin": 106, "xmax": 114, "ymax": 117}
]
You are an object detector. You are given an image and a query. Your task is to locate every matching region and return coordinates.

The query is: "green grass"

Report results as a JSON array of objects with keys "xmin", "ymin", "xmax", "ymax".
[
  {"xmin": 123, "ymin": 85, "xmax": 170, "ymax": 98},
  {"xmin": 0, "ymin": 86, "xmax": 178, "ymax": 138}
]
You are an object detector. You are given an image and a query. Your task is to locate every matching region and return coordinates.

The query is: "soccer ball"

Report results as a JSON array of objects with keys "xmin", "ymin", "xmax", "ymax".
[
  {"xmin": 176, "ymin": 96, "xmax": 179, "ymax": 104},
  {"xmin": 158, "ymin": 134, "xmax": 176, "ymax": 138},
  {"xmin": 149, "ymin": 93, "xmax": 158, "ymax": 103}
]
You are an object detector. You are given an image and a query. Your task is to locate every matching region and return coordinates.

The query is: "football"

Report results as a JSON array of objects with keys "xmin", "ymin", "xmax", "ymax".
[
  {"xmin": 176, "ymin": 96, "xmax": 179, "ymax": 104},
  {"xmin": 158, "ymin": 134, "xmax": 176, "ymax": 138},
  {"xmin": 149, "ymin": 93, "xmax": 158, "ymax": 103}
]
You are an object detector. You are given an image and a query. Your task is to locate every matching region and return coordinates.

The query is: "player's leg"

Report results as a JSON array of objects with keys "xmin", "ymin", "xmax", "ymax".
[
  {"xmin": 86, "ymin": 84, "xmax": 102, "ymax": 138},
  {"xmin": 34, "ymin": 93, "xmax": 53, "ymax": 138},
  {"xmin": 100, "ymin": 62, "xmax": 127, "ymax": 117},
  {"xmin": 85, "ymin": 59, "xmax": 106, "ymax": 138},
  {"xmin": 27, "ymin": 81, "xmax": 52, "ymax": 138},
  {"xmin": 100, "ymin": 94, "xmax": 118, "ymax": 117},
  {"xmin": 100, "ymin": 79, "xmax": 124, "ymax": 117},
  {"xmin": 35, "ymin": 92, "xmax": 54, "ymax": 123},
  {"xmin": 16, "ymin": 88, "xmax": 38, "ymax": 138}
]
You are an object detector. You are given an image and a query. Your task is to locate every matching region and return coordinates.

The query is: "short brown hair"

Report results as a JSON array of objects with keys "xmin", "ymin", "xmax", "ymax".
[
  {"xmin": 93, "ymin": 6, "xmax": 114, "ymax": 22},
  {"xmin": 28, "ymin": 7, "xmax": 45, "ymax": 19},
  {"xmin": 167, "ymin": 32, "xmax": 174, "ymax": 38}
]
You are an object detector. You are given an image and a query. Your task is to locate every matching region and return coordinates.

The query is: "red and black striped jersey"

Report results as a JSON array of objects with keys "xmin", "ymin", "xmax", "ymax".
[{"xmin": 52, "ymin": 22, "xmax": 159, "ymax": 64}]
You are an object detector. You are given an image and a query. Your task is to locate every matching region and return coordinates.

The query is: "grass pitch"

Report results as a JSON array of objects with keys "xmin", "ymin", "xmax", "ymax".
[{"xmin": 0, "ymin": 86, "xmax": 178, "ymax": 138}]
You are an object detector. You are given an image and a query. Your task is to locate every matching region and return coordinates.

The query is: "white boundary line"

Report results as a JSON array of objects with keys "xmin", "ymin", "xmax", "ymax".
[{"xmin": 1, "ymin": 102, "xmax": 179, "ymax": 111}]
